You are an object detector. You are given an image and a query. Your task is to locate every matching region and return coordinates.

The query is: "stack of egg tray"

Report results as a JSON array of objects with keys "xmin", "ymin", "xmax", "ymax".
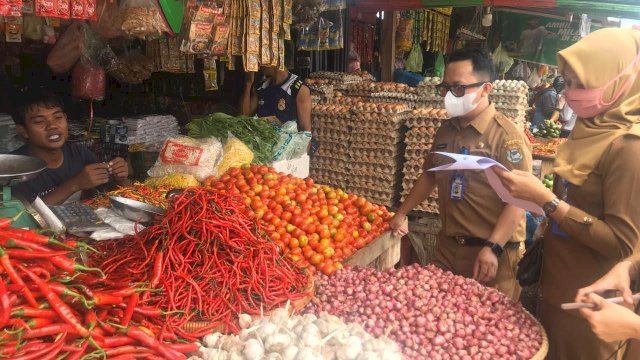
[
  {"xmin": 401, "ymin": 108, "xmax": 448, "ymax": 214},
  {"xmin": 310, "ymin": 104, "xmax": 351, "ymax": 190},
  {"xmin": 346, "ymin": 106, "xmax": 409, "ymax": 208},
  {"xmin": 490, "ymin": 80, "xmax": 530, "ymax": 131}
]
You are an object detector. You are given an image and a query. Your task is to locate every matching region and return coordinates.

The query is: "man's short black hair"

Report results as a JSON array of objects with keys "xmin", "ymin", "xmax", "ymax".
[
  {"xmin": 11, "ymin": 87, "xmax": 64, "ymax": 126},
  {"xmin": 446, "ymin": 48, "xmax": 495, "ymax": 82}
]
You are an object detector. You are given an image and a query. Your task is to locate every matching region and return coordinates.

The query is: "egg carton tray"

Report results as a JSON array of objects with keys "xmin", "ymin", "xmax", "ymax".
[
  {"xmin": 351, "ymin": 161, "xmax": 403, "ymax": 174},
  {"xmin": 404, "ymin": 141, "xmax": 435, "ymax": 151},
  {"xmin": 349, "ymin": 134, "xmax": 404, "ymax": 145},
  {"xmin": 351, "ymin": 104, "xmax": 412, "ymax": 115},
  {"xmin": 348, "ymin": 185, "xmax": 399, "ymax": 199},
  {"xmin": 312, "ymin": 118, "xmax": 352, "ymax": 127},
  {"xmin": 314, "ymin": 144, "xmax": 349, "ymax": 155},
  {"xmin": 350, "ymin": 178, "xmax": 398, "ymax": 189},
  {"xmin": 310, "ymin": 159, "xmax": 349, "ymax": 170},
  {"xmin": 415, "ymin": 101, "xmax": 445, "ymax": 109},
  {"xmin": 350, "ymin": 129, "xmax": 405, "ymax": 138},
  {"xmin": 407, "ymin": 108, "xmax": 447, "ymax": 118},
  {"xmin": 309, "ymin": 171, "xmax": 349, "ymax": 183},
  {"xmin": 404, "ymin": 126, "xmax": 438, "ymax": 142},
  {"xmin": 404, "ymin": 147, "xmax": 431, "ymax": 158},
  {"xmin": 350, "ymin": 168, "xmax": 403, "ymax": 181},
  {"xmin": 405, "ymin": 119, "xmax": 443, "ymax": 129},
  {"xmin": 349, "ymin": 150, "xmax": 404, "ymax": 161},
  {"xmin": 312, "ymin": 108, "xmax": 352, "ymax": 117},
  {"xmin": 349, "ymin": 140, "xmax": 405, "ymax": 150},
  {"xmin": 352, "ymin": 111, "xmax": 408, "ymax": 122},
  {"xmin": 314, "ymin": 128, "xmax": 352, "ymax": 139},
  {"xmin": 404, "ymin": 157, "xmax": 427, "ymax": 171}
]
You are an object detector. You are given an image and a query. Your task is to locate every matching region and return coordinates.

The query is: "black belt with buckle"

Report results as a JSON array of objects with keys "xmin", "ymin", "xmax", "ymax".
[{"xmin": 455, "ymin": 237, "xmax": 520, "ymax": 249}]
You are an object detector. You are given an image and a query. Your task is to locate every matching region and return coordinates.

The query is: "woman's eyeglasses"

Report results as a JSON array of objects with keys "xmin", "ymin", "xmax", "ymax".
[{"xmin": 436, "ymin": 82, "xmax": 486, "ymax": 97}]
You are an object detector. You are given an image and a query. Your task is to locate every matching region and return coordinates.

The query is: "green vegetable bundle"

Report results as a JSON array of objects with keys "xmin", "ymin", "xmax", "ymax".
[{"xmin": 186, "ymin": 113, "xmax": 280, "ymax": 165}]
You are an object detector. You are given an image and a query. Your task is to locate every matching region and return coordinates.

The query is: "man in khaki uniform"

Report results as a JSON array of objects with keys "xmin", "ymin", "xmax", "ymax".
[{"xmin": 390, "ymin": 48, "xmax": 532, "ymax": 300}]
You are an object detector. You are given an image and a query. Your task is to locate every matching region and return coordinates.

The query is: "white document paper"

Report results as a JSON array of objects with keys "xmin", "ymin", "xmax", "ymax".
[{"xmin": 427, "ymin": 152, "xmax": 544, "ymax": 214}]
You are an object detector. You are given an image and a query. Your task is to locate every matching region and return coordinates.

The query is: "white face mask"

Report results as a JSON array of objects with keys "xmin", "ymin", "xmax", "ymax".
[{"xmin": 444, "ymin": 88, "xmax": 481, "ymax": 118}]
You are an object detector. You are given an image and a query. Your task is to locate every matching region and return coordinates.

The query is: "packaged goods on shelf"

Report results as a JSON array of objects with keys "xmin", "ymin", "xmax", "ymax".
[{"xmin": 124, "ymin": 114, "xmax": 180, "ymax": 146}]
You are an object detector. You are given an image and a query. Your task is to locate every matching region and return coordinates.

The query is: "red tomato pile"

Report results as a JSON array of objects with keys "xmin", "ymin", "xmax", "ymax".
[{"xmin": 207, "ymin": 165, "xmax": 393, "ymax": 275}]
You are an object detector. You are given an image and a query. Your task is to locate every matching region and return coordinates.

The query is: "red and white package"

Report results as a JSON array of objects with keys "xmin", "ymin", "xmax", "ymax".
[
  {"xmin": 57, "ymin": 0, "xmax": 70, "ymax": 18},
  {"xmin": 36, "ymin": 0, "xmax": 56, "ymax": 17},
  {"xmin": 84, "ymin": 0, "xmax": 95, "ymax": 20},
  {"xmin": 1, "ymin": 0, "xmax": 23, "ymax": 16},
  {"xmin": 70, "ymin": 0, "xmax": 84, "ymax": 19}
]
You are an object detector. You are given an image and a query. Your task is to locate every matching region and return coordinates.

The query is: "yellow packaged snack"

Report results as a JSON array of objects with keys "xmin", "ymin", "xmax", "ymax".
[{"xmin": 218, "ymin": 135, "xmax": 254, "ymax": 175}]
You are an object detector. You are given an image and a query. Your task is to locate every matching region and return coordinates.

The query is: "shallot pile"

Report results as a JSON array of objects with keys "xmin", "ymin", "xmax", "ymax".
[
  {"xmin": 305, "ymin": 265, "xmax": 543, "ymax": 360},
  {"xmin": 190, "ymin": 307, "xmax": 403, "ymax": 360}
]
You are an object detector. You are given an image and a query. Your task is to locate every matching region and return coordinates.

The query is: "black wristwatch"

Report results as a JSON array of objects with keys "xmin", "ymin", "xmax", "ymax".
[
  {"xmin": 543, "ymin": 197, "xmax": 561, "ymax": 216},
  {"xmin": 485, "ymin": 241, "xmax": 504, "ymax": 257}
]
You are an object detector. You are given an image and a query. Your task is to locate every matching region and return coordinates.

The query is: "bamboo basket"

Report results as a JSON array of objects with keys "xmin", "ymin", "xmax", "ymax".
[
  {"xmin": 529, "ymin": 310, "xmax": 549, "ymax": 360},
  {"xmin": 182, "ymin": 274, "xmax": 314, "ymax": 334}
]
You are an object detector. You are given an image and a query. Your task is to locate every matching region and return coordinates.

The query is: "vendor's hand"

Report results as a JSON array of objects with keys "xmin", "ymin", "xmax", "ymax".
[
  {"xmin": 72, "ymin": 163, "xmax": 110, "ymax": 190},
  {"xmin": 108, "ymin": 157, "xmax": 129, "ymax": 182},
  {"xmin": 473, "ymin": 247, "xmax": 498, "ymax": 283},
  {"xmin": 579, "ymin": 293, "xmax": 640, "ymax": 342},
  {"xmin": 245, "ymin": 72, "xmax": 255, "ymax": 85},
  {"xmin": 389, "ymin": 213, "xmax": 408, "ymax": 237},
  {"xmin": 492, "ymin": 168, "xmax": 555, "ymax": 206},
  {"xmin": 557, "ymin": 94, "xmax": 566, "ymax": 109},
  {"xmin": 576, "ymin": 260, "xmax": 635, "ymax": 305}
]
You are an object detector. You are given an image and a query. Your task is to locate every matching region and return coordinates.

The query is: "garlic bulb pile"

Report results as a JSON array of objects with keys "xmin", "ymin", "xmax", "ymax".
[{"xmin": 191, "ymin": 309, "xmax": 403, "ymax": 360}]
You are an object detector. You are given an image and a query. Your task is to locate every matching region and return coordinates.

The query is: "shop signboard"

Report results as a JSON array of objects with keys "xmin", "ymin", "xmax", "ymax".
[{"xmin": 495, "ymin": 10, "xmax": 600, "ymax": 66}]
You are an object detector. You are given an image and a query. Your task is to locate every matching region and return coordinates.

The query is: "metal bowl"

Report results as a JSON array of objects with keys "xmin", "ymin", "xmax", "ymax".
[
  {"xmin": 109, "ymin": 196, "xmax": 165, "ymax": 224},
  {"xmin": 0, "ymin": 155, "xmax": 47, "ymax": 186}
]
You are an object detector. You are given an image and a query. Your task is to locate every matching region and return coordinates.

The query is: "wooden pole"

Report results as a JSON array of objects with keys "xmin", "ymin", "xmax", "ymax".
[{"xmin": 380, "ymin": 11, "xmax": 398, "ymax": 82}]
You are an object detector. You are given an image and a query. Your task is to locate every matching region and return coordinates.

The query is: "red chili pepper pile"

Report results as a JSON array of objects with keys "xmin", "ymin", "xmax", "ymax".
[
  {"xmin": 88, "ymin": 187, "xmax": 310, "ymax": 339},
  {"xmin": 0, "ymin": 221, "xmax": 199, "ymax": 359}
]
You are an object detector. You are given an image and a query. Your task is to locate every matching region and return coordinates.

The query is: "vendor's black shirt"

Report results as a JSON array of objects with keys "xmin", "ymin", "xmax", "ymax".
[
  {"xmin": 256, "ymin": 73, "xmax": 304, "ymax": 123},
  {"xmin": 11, "ymin": 143, "xmax": 98, "ymax": 202}
]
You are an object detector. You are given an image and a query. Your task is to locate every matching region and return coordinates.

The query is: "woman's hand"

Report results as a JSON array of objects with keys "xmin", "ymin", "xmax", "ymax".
[
  {"xmin": 491, "ymin": 168, "xmax": 555, "ymax": 206},
  {"xmin": 576, "ymin": 260, "xmax": 635, "ymax": 305},
  {"xmin": 579, "ymin": 293, "xmax": 640, "ymax": 342}
]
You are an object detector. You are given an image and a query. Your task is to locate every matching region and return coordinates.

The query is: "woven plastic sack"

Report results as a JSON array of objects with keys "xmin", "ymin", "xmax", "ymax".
[
  {"xmin": 148, "ymin": 136, "xmax": 223, "ymax": 182},
  {"xmin": 218, "ymin": 134, "xmax": 254, "ymax": 175},
  {"xmin": 405, "ymin": 44, "xmax": 423, "ymax": 73}
]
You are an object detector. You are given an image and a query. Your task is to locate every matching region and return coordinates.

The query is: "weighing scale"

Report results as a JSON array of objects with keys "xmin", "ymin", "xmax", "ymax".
[{"xmin": 0, "ymin": 155, "xmax": 46, "ymax": 229}]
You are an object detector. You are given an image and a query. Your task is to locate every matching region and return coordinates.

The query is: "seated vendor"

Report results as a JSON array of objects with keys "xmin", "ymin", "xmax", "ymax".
[
  {"xmin": 10, "ymin": 88, "xmax": 129, "ymax": 205},
  {"xmin": 239, "ymin": 65, "xmax": 312, "ymax": 132}
]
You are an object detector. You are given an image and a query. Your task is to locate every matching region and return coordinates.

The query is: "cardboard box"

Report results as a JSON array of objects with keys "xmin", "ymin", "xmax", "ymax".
[{"xmin": 272, "ymin": 154, "xmax": 309, "ymax": 178}]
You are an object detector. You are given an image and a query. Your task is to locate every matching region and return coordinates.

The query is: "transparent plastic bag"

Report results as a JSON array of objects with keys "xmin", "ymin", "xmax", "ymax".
[
  {"xmin": 148, "ymin": 136, "xmax": 224, "ymax": 182},
  {"xmin": 272, "ymin": 121, "xmax": 312, "ymax": 161},
  {"xmin": 493, "ymin": 43, "xmax": 513, "ymax": 77},
  {"xmin": 405, "ymin": 44, "xmax": 423, "ymax": 73},
  {"xmin": 433, "ymin": 51, "xmax": 445, "ymax": 78},
  {"xmin": 217, "ymin": 133, "xmax": 254, "ymax": 175},
  {"xmin": 119, "ymin": 0, "xmax": 168, "ymax": 39},
  {"xmin": 90, "ymin": 0, "xmax": 123, "ymax": 39},
  {"xmin": 71, "ymin": 60, "xmax": 105, "ymax": 100}
]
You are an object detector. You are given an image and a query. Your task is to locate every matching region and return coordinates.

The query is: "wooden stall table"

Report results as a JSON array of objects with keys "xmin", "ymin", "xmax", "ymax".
[{"xmin": 344, "ymin": 230, "xmax": 402, "ymax": 270}]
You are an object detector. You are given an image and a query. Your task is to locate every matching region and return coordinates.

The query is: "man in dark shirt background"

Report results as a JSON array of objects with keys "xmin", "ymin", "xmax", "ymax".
[{"xmin": 10, "ymin": 88, "xmax": 129, "ymax": 204}]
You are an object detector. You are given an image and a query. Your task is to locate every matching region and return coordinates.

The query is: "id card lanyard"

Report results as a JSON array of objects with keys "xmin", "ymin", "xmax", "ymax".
[{"xmin": 450, "ymin": 147, "xmax": 469, "ymax": 201}]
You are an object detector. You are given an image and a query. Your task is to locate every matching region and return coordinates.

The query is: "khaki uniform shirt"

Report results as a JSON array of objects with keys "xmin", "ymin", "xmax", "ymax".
[
  {"xmin": 542, "ymin": 134, "xmax": 640, "ymax": 306},
  {"xmin": 424, "ymin": 104, "xmax": 532, "ymax": 242}
]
